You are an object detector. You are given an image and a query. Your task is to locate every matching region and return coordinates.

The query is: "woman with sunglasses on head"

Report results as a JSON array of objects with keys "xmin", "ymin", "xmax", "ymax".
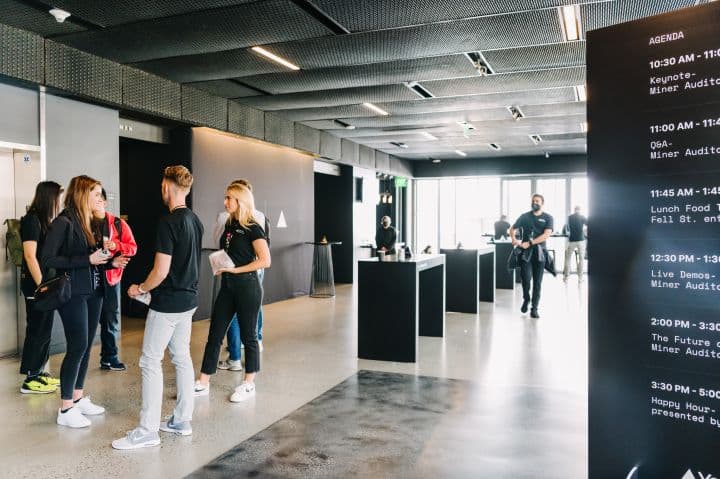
[
  {"xmin": 195, "ymin": 183, "xmax": 270, "ymax": 402},
  {"xmin": 42, "ymin": 175, "xmax": 129, "ymax": 428},
  {"xmin": 19, "ymin": 181, "xmax": 64, "ymax": 394}
]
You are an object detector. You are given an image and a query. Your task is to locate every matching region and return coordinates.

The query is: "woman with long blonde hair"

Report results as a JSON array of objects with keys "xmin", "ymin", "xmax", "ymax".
[
  {"xmin": 195, "ymin": 182, "xmax": 270, "ymax": 402},
  {"xmin": 42, "ymin": 175, "xmax": 128, "ymax": 428}
]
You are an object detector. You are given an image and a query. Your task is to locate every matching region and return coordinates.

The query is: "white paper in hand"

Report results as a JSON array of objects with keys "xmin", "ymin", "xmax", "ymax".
[
  {"xmin": 133, "ymin": 292, "xmax": 151, "ymax": 305},
  {"xmin": 209, "ymin": 249, "xmax": 235, "ymax": 275}
]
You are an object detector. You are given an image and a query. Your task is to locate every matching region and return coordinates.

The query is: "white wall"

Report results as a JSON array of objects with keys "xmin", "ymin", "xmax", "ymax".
[{"xmin": 0, "ymin": 82, "xmax": 39, "ymax": 148}]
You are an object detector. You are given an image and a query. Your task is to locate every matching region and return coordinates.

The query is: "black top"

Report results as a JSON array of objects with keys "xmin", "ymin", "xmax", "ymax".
[
  {"xmin": 20, "ymin": 213, "xmax": 45, "ymax": 296},
  {"xmin": 512, "ymin": 211, "xmax": 554, "ymax": 246},
  {"xmin": 375, "ymin": 226, "xmax": 397, "ymax": 252},
  {"xmin": 41, "ymin": 209, "xmax": 100, "ymax": 296},
  {"xmin": 493, "ymin": 220, "xmax": 511, "ymax": 240},
  {"xmin": 567, "ymin": 213, "xmax": 587, "ymax": 242},
  {"xmin": 150, "ymin": 208, "xmax": 204, "ymax": 314},
  {"xmin": 221, "ymin": 220, "xmax": 267, "ymax": 267}
]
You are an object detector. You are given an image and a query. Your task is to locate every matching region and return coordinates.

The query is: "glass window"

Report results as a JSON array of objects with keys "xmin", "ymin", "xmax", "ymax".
[
  {"xmin": 571, "ymin": 177, "xmax": 589, "ymax": 216},
  {"xmin": 416, "ymin": 180, "xmax": 439, "ymax": 253},
  {"xmin": 439, "ymin": 179, "xmax": 456, "ymax": 249},
  {"xmin": 536, "ymin": 178, "xmax": 567, "ymax": 223},
  {"xmin": 504, "ymin": 180, "xmax": 532, "ymax": 225}
]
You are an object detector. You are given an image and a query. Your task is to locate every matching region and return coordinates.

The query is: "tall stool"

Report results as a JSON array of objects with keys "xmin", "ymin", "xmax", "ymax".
[{"xmin": 305, "ymin": 241, "xmax": 341, "ymax": 298}]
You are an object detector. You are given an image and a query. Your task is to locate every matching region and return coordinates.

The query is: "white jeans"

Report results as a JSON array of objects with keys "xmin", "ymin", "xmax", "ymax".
[
  {"xmin": 138, "ymin": 308, "xmax": 196, "ymax": 432},
  {"xmin": 563, "ymin": 241, "xmax": 586, "ymax": 279}
]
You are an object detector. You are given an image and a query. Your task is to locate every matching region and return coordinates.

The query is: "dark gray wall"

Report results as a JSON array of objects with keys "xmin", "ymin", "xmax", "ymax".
[
  {"xmin": 191, "ymin": 128, "xmax": 314, "ymax": 303},
  {"xmin": 314, "ymin": 165, "xmax": 354, "ymax": 283},
  {"xmin": 413, "ymin": 154, "xmax": 587, "ymax": 177}
]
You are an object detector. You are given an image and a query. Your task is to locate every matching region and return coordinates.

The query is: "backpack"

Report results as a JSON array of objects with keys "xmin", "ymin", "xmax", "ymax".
[{"xmin": 3, "ymin": 218, "xmax": 23, "ymax": 267}]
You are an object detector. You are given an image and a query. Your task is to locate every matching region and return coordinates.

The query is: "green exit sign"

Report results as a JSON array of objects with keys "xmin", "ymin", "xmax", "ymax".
[{"xmin": 394, "ymin": 176, "xmax": 408, "ymax": 188}]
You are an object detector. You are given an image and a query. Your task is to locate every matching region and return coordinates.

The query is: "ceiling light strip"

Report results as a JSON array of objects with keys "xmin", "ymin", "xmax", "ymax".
[
  {"xmin": 559, "ymin": 5, "xmax": 582, "ymax": 42},
  {"xmin": 362, "ymin": 102, "xmax": 389, "ymax": 116},
  {"xmin": 455, "ymin": 150, "xmax": 467, "ymax": 157},
  {"xmin": 250, "ymin": 46, "xmax": 300, "ymax": 70}
]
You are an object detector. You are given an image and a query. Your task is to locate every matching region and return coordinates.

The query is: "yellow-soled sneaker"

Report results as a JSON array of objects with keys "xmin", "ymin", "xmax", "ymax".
[
  {"xmin": 21, "ymin": 377, "xmax": 57, "ymax": 394},
  {"xmin": 39, "ymin": 372, "xmax": 60, "ymax": 387}
]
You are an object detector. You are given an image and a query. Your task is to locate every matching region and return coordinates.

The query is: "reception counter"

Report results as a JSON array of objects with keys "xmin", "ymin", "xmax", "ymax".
[
  {"xmin": 440, "ymin": 246, "xmax": 495, "ymax": 313},
  {"xmin": 358, "ymin": 254, "xmax": 445, "ymax": 362}
]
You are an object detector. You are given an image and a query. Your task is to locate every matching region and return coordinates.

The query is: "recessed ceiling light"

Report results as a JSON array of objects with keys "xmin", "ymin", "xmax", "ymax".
[
  {"xmin": 559, "ymin": 5, "xmax": 582, "ymax": 42},
  {"xmin": 431, "ymin": 158, "xmax": 441, "ymax": 164},
  {"xmin": 489, "ymin": 143, "xmax": 501, "ymax": 151},
  {"xmin": 333, "ymin": 119, "xmax": 355, "ymax": 130},
  {"xmin": 464, "ymin": 52, "xmax": 494, "ymax": 76},
  {"xmin": 508, "ymin": 106, "xmax": 524, "ymax": 121},
  {"xmin": 390, "ymin": 141, "xmax": 409, "ymax": 149},
  {"xmin": 250, "ymin": 46, "xmax": 300, "ymax": 70},
  {"xmin": 575, "ymin": 84, "xmax": 587, "ymax": 102},
  {"xmin": 405, "ymin": 81, "xmax": 435, "ymax": 98},
  {"xmin": 49, "ymin": 8, "xmax": 71, "ymax": 23},
  {"xmin": 580, "ymin": 122, "xmax": 588, "ymax": 133},
  {"xmin": 529, "ymin": 134, "xmax": 543, "ymax": 145},
  {"xmin": 545, "ymin": 151, "xmax": 551, "ymax": 158},
  {"xmin": 455, "ymin": 150, "xmax": 467, "ymax": 157},
  {"xmin": 419, "ymin": 132, "xmax": 438, "ymax": 140},
  {"xmin": 362, "ymin": 102, "xmax": 389, "ymax": 116}
]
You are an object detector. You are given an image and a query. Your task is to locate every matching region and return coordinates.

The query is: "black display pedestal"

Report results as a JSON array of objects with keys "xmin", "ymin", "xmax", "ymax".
[
  {"xmin": 440, "ymin": 246, "xmax": 495, "ymax": 313},
  {"xmin": 491, "ymin": 241, "xmax": 515, "ymax": 289},
  {"xmin": 357, "ymin": 254, "xmax": 445, "ymax": 362}
]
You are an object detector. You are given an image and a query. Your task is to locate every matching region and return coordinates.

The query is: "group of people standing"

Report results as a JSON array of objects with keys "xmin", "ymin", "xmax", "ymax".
[{"xmin": 16, "ymin": 165, "xmax": 271, "ymax": 450}]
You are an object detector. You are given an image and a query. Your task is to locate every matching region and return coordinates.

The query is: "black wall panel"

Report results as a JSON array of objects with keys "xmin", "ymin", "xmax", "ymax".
[
  {"xmin": 314, "ymin": 165, "xmax": 354, "ymax": 283},
  {"xmin": 228, "ymin": 101, "xmax": 265, "ymax": 140},
  {"xmin": 123, "ymin": 66, "xmax": 181, "ymax": 119},
  {"xmin": 0, "ymin": 23, "xmax": 43, "ymax": 84},
  {"xmin": 45, "ymin": 40, "xmax": 122, "ymax": 105},
  {"xmin": 181, "ymin": 85, "xmax": 228, "ymax": 131}
]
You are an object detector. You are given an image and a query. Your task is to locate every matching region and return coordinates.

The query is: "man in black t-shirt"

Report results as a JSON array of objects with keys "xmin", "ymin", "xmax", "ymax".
[
  {"xmin": 113, "ymin": 165, "xmax": 203, "ymax": 450},
  {"xmin": 563, "ymin": 206, "xmax": 588, "ymax": 282},
  {"xmin": 509, "ymin": 194, "xmax": 554, "ymax": 318},
  {"xmin": 375, "ymin": 216, "xmax": 397, "ymax": 255},
  {"xmin": 493, "ymin": 215, "xmax": 511, "ymax": 240}
]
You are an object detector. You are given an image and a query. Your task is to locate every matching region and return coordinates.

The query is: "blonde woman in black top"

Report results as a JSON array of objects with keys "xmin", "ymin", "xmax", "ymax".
[{"xmin": 195, "ymin": 183, "xmax": 270, "ymax": 402}]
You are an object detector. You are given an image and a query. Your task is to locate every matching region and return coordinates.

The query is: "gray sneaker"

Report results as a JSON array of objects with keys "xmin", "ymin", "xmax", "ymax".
[
  {"xmin": 159, "ymin": 415, "xmax": 192, "ymax": 436},
  {"xmin": 112, "ymin": 428, "xmax": 161, "ymax": 450},
  {"xmin": 217, "ymin": 359, "xmax": 243, "ymax": 371}
]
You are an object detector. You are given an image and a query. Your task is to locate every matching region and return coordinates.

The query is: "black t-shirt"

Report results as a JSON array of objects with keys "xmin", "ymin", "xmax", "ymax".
[
  {"xmin": 512, "ymin": 211, "xmax": 554, "ymax": 246},
  {"xmin": 20, "ymin": 213, "xmax": 44, "ymax": 294},
  {"xmin": 567, "ymin": 213, "xmax": 587, "ymax": 242},
  {"xmin": 150, "ymin": 208, "xmax": 204, "ymax": 313},
  {"xmin": 494, "ymin": 220, "xmax": 511, "ymax": 240},
  {"xmin": 221, "ymin": 220, "xmax": 266, "ymax": 267}
]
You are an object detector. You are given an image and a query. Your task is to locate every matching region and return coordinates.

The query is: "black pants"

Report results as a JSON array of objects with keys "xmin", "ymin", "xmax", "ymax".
[
  {"xmin": 201, "ymin": 272, "xmax": 262, "ymax": 375},
  {"xmin": 57, "ymin": 291, "xmax": 103, "ymax": 400},
  {"xmin": 520, "ymin": 252, "xmax": 545, "ymax": 310},
  {"xmin": 19, "ymin": 297, "xmax": 54, "ymax": 377},
  {"xmin": 99, "ymin": 283, "xmax": 121, "ymax": 362}
]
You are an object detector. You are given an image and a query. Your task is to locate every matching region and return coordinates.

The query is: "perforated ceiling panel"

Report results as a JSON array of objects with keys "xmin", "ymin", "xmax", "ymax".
[
  {"xmin": 482, "ymin": 41, "xmax": 586, "ymax": 74},
  {"xmin": 312, "ymin": 0, "xmax": 592, "ymax": 32},
  {"xmin": 267, "ymin": 9, "xmax": 565, "ymax": 70},
  {"xmin": 181, "ymin": 86, "xmax": 228, "ymax": 130},
  {"xmin": 54, "ymin": 0, "xmax": 332, "ymax": 64},
  {"xmin": 320, "ymin": 131, "xmax": 342, "ymax": 160},
  {"xmin": 187, "ymin": 80, "xmax": 262, "ymax": 99},
  {"xmin": 0, "ymin": 23, "xmax": 44, "ymax": 84},
  {"xmin": 294, "ymin": 123, "xmax": 320, "ymax": 154},
  {"xmin": 581, "ymin": 0, "xmax": 699, "ymax": 34},
  {"xmin": 238, "ymin": 84, "xmax": 418, "ymax": 111},
  {"xmin": 277, "ymin": 104, "xmax": 378, "ymax": 122},
  {"xmin": 36, "ymin": 0, "xmax": 257, "ymax": 28},
  {"xmin": 131, "ymin": 48, "xmax": 289, "ymax": 84},
  {"xmin": 264, "ymin": 113, "xmax": 295, "ymax": 148},
  {"xmin": 123, "ymin": 67, "xmax": 181, "ymax": 119},
  {"xmin": 0, "ymin": 0, "xmax": 86, "ymax": 36},
  {"xmin": 228, "ymin": 101, "xmax": 264, "ymax": 140},
  {"xmin": 45, "ymin": 40, "xmax": 123, "ymax": 105},
  {"xmin": 423, "ymin": 66, "xmax": 585, "ymax": 97},
  {"xmin": 520, "ymin": 101, "xmax": 586, "ymax": 118},
  {"xmin": 238, "ymin": 55, "xmax": 477, "ymax": 95}
]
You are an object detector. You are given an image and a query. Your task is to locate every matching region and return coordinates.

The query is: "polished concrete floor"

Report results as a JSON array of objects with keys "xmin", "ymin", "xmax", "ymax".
[{"xmin": 0, "ymin": 277, "xmax": 588, "ymax": 478}]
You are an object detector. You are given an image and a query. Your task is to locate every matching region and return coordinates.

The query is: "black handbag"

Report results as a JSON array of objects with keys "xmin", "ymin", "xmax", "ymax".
[{"xmin": 33, "ymin": 272, "xmax": 71, "ymax": 312}]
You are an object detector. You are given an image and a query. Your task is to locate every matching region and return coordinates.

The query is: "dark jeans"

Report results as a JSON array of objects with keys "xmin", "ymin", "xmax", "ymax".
[
  {"xmin": 57, "ymin": 291, "xmax": 103, "ymax": 400},
  {"xmin": 201, "ymin": 272, "xmax": 262, "ymax": 375},
  {"xmin": 99, "ymin": 283, "xmax": 121, "ymax": 363},
  {"xmin": 520, "ymin": 251, "xmax": 545, "ymax": 310},
  {"xmin": 19, "ymin": 297, "xmax": 54, "ymax": 377}
]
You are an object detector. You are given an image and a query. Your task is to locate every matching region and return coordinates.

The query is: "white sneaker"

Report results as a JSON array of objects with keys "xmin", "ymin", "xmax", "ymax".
[
  {"xmin": 258, "ymin": 340, "xmax": 264, "ymax": 352},
  {"xmin": 218, "ymin": 359, "xmax": 243, "ymax": 371},
  {"xmin": 74, "ymin": 396, "xmax": 105, "ymax": 415},
  {"xmin": 112, "ymin": 428, "xmax": 161, "ymax": 450},
  {"xmin": 230, "ymin": 382, "xmax": 256, "ymax": 403},
  {"xmin": 159, "ymin": 415, "xmax": 192, "ymax": 436},
  {"xmin": 194, "ymin": 381, "xmax": 209, "ymax": 397},
  {"xmin": 57, "ymin": 407, "xmax": 91, "ymax": 428}
]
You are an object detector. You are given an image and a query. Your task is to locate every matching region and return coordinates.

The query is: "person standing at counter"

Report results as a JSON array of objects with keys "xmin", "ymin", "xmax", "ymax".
[
  {"xmin": 509, "ymin": 194, "xmax": 554, "ymax": 319},
  {"xmin": 563, "ymin": 206, "xmax": 588, "ymax": 283},
  {"xmin": 375, "ymin": 216, "xmax": 397, "ymax": 255},
  {"xmin": 493, "ymin": 214, "xmax": 511, "ymax": 240}
]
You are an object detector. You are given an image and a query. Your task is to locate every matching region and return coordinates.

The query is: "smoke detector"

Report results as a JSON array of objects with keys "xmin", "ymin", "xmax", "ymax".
[{"xmin": 49, "ymin": 8, "xmax": 71, "ymax": 23}]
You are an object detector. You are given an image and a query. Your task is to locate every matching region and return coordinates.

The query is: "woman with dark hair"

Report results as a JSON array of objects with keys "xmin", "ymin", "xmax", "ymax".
[
  {"xmin": 19, "ymin": 181, "xmax": 64, "ymax": 394},
  {"xmin": 42, "ymin": 175, "xmax": 129, "ymax": 428}
]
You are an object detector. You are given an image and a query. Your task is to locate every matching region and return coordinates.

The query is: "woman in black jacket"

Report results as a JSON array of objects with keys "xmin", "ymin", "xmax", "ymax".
[
  {"xmin": 19, "ymin": 181, "xmax": 64, "ymax": 394},
  {"xmin": 42, "ymin": 175, "xmax": 128, "ymax": 428}
]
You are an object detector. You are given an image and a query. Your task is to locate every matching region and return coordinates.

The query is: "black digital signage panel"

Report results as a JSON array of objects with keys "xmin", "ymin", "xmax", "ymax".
[{"xmin": 588, "ymin": 3, "xmax": 720, "ymax": 478}]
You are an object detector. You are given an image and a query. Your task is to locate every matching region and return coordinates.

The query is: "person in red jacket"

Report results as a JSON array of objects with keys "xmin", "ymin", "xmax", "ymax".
[{"xmin": 92, "ymin": 189, "xmax": 137, "ymax": 371}]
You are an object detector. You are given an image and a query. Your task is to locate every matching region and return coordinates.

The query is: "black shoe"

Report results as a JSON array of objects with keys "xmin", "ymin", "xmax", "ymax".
[
  {"xmin": 521, "ymin": 301, "xmax": 529, "ymax": 313},
  {"xmin": 530, "ymin": 309, "xmax": 540, "ymax": 319},
  {"xmin": 101, "ymin": 360, "xmax": 127, "ymax": 371}
]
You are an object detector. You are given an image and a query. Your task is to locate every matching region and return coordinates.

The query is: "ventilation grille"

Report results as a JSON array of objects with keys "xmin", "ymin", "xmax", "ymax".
[
  {"xmin": 123, "ymin": 66, "xmax": 181, "ymax": 119},
  {"xmin": 0, "ymin": 23, "xmax": 44, "ymax": 84},
  {"xmin": 181, "ymin": 85, "xmax": 228, "ymax": 130}
]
